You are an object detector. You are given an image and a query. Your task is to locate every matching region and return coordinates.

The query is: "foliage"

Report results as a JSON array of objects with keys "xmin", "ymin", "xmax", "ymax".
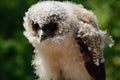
[{"xmin": 0, "ymin": 0, "xmax": 120, "ymax": 80}]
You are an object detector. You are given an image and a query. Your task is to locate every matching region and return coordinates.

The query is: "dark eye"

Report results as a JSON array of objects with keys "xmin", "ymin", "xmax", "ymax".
[
  {"xmin": 42, "ymin": 22, "xmax": 58, "ymax": 34},
  {"xmin": 32, "ymin": 21, "xmax": 40, "ymax": 32}
]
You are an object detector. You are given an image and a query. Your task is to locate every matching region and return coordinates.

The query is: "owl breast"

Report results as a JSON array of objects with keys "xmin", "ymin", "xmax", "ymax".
[{"xmin": 32, "ymin": 34, "xmax": 93, "ymax": 80}]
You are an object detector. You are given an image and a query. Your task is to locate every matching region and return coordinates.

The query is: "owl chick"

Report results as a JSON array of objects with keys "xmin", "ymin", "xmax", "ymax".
[{"xmin": 23, "ymin": 1, "xmax": 114, "ymax": 80}]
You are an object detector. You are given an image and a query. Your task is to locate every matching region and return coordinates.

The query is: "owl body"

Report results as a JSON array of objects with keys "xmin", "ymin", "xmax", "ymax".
[{"xmin": 23, "ymin": 1, "xmax": 114, "ymax": 80}]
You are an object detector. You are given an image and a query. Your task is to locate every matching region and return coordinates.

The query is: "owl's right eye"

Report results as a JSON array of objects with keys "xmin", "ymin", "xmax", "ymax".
[{"xmin": 32, "ymin": 21, "xmax": 40, "ymax": 32}]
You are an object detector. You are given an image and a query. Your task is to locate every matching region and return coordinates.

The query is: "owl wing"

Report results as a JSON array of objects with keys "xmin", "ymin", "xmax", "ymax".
[
  {"xmin": 74, "ymin": 23, "xmax": 105, "ymax": 80},
  {"xmin": 75, "ymin": 37, "xmax": 105, "ymax": 80}
]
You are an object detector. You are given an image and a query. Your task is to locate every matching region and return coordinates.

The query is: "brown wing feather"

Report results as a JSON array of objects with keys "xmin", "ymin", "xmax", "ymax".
[{"xmin": 75, "ymin": 37, "xmax": 105, "ymax": 80}]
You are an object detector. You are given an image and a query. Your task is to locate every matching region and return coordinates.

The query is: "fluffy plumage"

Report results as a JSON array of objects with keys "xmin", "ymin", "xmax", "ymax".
[{"xmin": 23, "ymin": 1, "xmax": 114, "ymax": 80}]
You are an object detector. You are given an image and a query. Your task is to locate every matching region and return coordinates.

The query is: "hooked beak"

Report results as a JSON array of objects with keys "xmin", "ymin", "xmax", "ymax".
[{"xmin": 38, "ymin": 30, "xmax": 49, "ymax": 42}]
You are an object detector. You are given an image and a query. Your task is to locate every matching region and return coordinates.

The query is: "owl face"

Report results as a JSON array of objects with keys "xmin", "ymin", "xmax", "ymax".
[
  {"xmin": 28, "ymin": 15, "xmax": 71, "ymax": 44},
  {"xmin": 32, "ymin": 17, "xmax": 63, "ymax": 42}
]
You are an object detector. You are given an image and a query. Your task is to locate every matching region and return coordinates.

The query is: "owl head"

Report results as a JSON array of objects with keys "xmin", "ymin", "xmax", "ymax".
[{"xmin": 23, "ymin": 1, "xmax": 98, "ymax": 43}]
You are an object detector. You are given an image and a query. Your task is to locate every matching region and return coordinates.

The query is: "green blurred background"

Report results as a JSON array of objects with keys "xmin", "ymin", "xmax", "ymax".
[{"xmin": 0, "ymin": 0, "xmax": 120, "ymax": 80}]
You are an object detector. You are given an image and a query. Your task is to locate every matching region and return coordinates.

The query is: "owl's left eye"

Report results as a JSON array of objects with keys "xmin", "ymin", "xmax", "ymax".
[
  {"xmin": 42, "ymin": 22, "xmax": 58, "ymax": 34},
  {"xmin": 40, "ymin": 22, "xmax": 58, "ymax": 41}
]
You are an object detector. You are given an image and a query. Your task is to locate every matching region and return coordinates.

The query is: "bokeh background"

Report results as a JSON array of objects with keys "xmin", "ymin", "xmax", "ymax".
[{"xmin": 0, "ymin": 0, "xmax": 120, "ymax": 80}]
